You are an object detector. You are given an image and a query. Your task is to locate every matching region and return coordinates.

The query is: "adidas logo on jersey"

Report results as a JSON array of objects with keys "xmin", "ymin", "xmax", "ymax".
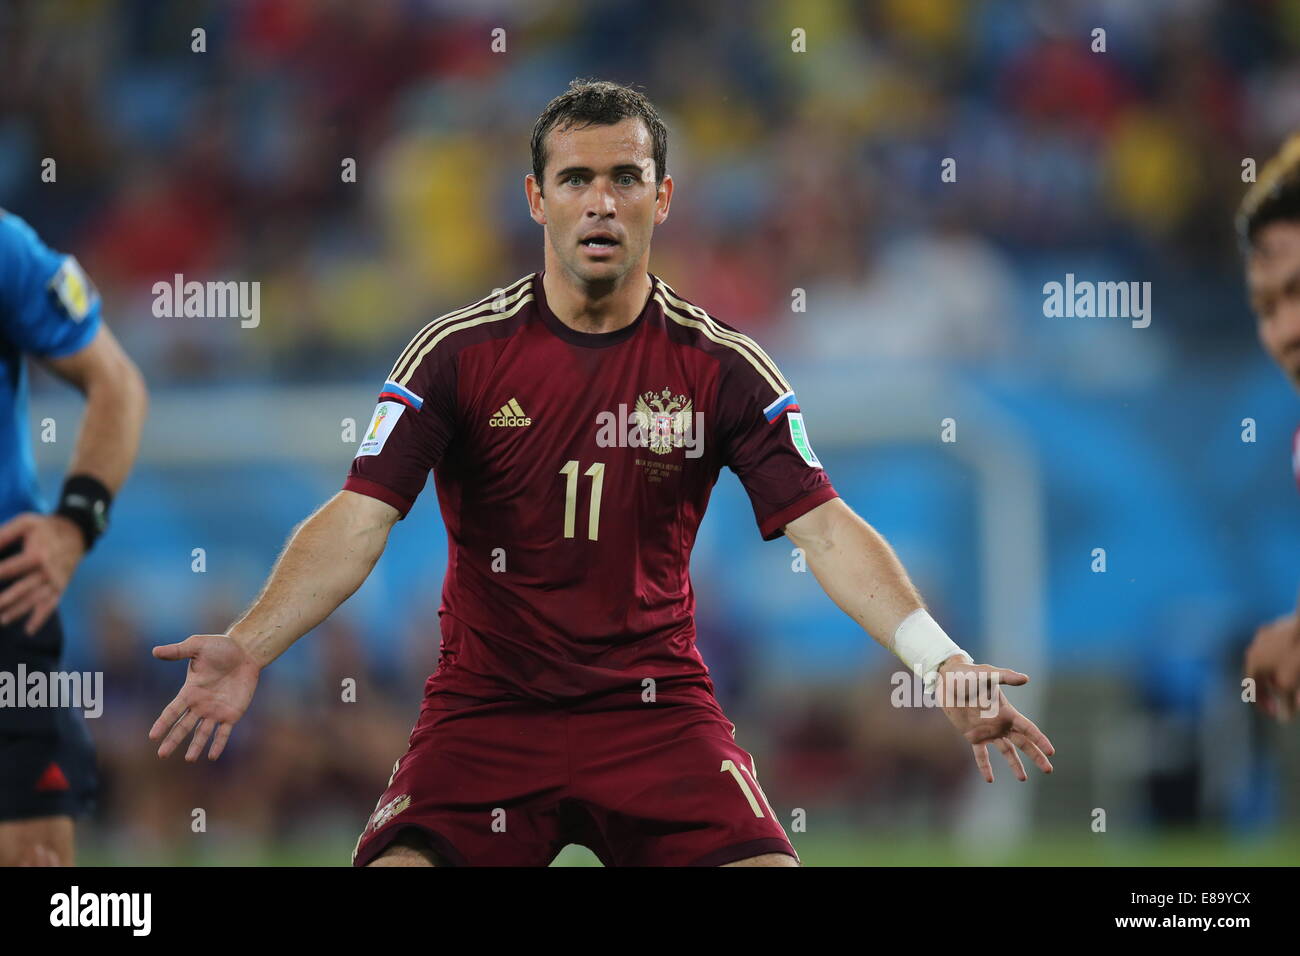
[{"xmin": 489, "ymin": 398, "xmax": 532, "ymax": 427}]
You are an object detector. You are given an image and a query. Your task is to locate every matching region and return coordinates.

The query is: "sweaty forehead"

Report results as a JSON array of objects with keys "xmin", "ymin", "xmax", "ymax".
[{"xmin": 547, "ymin": 118, "xmax": 654, "ymax": 172}]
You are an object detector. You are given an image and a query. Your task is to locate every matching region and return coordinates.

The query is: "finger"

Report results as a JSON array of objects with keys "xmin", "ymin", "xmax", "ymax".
[
  {"xmin": 1010, "ymin": 730, "xmax": 1054, "ymax": 774},
  {"xmin": 1278, "ymin": 692, "xmax": 1295, "ymax": 723},
  {"xmin": 22, "ymin": 588, "xmax": 59, "ymax": 636},
  {"xmin": 1245, "ymin": 644, "xmax": 1274, "ymax": 683},
  {"xmin": 149, "ymin": 693, "xmax": 190, "ymax": 741},
  {"xmin": 158, "ymin": 709, "xmax": 200, "ymax": 758},
  {"xmin": 185, "ymin": 718, "xmax": 213, "ymax": 762},
  {"xmin": 0, "ymin": 548, "xmax": 40, "ymax": 588},
  {"xmin": 209, "ymin": 722, "xmax": 233, "ymax": 761},
  {"xmin": 971, "ymin": 742, "xmax": 994, "ymax": 783},
  {"xmin": 1265, "ymin": 680, "xmax": 1289, "ymax": 721},
  {"xmin": 996, "ymin": 737, "xmax": 1027, "ymax": 781},
  {"xmin": 986, "ymin": 668, "xmax": 1028, "ymax": 686},
  {"xmin": 1011, "ymin": 715, "xmax": 1055, "ymax": 756},
  {"xmin": 1278, "ymin": 661, "xmax": 1300, "ymax": 696},
  {"xmin": 3, "ymin": 584, "xmax": 51, "ymax": 632},
  {"xmin": 152, "ymin": 638, "xmax": 198, "ymax": 661},
  {"xmin": 1243, "ymin": 643, "xmax": 1262, "ymax": 679},
  {"xmin": 0, "ymin": 514, "xmax": 33, "ymax": 553},
  {"xmin": 0, "ymin": 573, "xmax": 43, "ymax": 622}
]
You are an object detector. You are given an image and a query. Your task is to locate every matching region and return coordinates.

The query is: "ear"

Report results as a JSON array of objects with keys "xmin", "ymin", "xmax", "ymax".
[
  {"xmin": 524, "ymin": 173, "xmax": 546, "ymax": 226},
  {"xmin": 653, "ymin": 173, "xmax": 674, "ymax": 227}
]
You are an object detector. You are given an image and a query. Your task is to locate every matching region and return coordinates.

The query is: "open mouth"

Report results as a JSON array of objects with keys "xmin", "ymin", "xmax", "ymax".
[{"xmin": 580, "ymin": 236, "xmax": 619, "ymax": 248}]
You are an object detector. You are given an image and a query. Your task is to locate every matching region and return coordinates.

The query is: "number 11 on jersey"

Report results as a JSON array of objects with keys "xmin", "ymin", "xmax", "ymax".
[{"xmin": 559, "ymin": 460, "xmax": 605, "ymax": 540}]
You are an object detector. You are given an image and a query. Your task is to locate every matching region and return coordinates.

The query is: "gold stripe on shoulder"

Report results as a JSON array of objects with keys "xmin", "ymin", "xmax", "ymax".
[
  {"xmin": 388, "ymin": 274, "xmax": 534, "ymax": 382},
  {"xmin": 655, "ymin": 280, "xmax": 791, "ymax": 393},
  {"xmin": 655, "ymin": 292, "xmax": 785, "ymax": 396},
  {"xmin": 389, "ymin": 274, "xmax": 533, "ymax": 381},
  {"xmin": 395, "ymin": 291, "xmax": 535, "ymax": 388}
]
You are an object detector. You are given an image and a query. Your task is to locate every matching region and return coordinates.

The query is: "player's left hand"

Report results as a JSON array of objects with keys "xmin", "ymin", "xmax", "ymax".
[
  {"xmin": 0, "ymin": 512, "xmax": 86, "ymax": 635},
  {"xmin": 933, "ymin": 655, "xmax": 1055, "ymax": 782},
  {"xmin": 1243, "ymin": 612, "xmax": 1300, "ymax": 721}
]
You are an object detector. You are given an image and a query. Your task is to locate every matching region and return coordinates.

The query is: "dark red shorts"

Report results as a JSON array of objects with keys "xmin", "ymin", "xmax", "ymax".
[{"xmin": 352, "ymin": 691, "xmax": 797, "ymax": 867}]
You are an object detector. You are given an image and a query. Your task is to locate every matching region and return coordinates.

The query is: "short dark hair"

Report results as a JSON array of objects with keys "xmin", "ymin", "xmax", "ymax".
[
  {"xmin": 530, "ymin": 78, "xmax": 668, "ymax": 194},
  {"xmin": 1238, "ymin": 134, "xmax": 1300, "ymax": 252}
]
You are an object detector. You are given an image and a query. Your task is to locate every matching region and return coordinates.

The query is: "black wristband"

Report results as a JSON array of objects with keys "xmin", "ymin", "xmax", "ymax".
[{"xmin": 55, "ymin": 474, "xmax": 112, "ymax": 551}]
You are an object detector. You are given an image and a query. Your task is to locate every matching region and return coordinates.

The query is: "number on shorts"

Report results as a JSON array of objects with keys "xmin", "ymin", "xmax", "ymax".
[{"xmin": 720, "ymin": 758, "xmax": 775, "ymax": 819}]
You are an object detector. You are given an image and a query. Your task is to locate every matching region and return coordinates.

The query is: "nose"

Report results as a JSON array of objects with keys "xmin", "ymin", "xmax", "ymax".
[{"xmin": 586, "ymin": 177, "xmax": 618, "ymax": 218}]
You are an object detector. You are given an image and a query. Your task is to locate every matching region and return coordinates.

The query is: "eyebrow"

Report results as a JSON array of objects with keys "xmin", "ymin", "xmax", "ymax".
[{"xmin": 553, "ymin": 164, "xmax": 647, "ymax": 182}]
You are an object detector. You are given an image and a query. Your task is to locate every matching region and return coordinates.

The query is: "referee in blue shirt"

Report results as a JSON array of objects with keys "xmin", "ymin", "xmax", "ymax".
[{"xmin": 0, "ymin": 210, "xmax": 147, "ymax": 866}]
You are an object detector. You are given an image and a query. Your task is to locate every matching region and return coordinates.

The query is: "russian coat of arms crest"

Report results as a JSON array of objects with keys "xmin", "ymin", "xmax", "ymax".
[{"xmin": 632, "ymin": 387, "xmax": 693, "ymax": 455}]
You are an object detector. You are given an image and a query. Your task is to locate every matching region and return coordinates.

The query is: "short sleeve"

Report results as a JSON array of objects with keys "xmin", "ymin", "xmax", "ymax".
[
  {"xmin": 717, "ymin": 357, "xmax": 837, "ymax": 541},
  {"xmin": 343, "ymin": 344, "xmax": 458, "ymax": 520},
  {"xmin": 0, "ymin": 211, "xmax": 102, "ymax": 358}
]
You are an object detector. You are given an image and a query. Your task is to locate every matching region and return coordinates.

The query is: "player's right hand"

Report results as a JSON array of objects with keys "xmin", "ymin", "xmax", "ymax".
[
  {"xmin": 1244, "ymin": 613, "xmax": 1300, "ymax": 721},
  {"xmin": 149, "ymin": 634, "xmax": 261, "ymax": 761}
]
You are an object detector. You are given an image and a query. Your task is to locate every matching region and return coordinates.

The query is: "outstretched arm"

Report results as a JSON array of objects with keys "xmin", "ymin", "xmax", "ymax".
[
  {"xmin": 783, "ymin": 497, "xmax": 924, "ymax": 648},
  {"xmin": 150, "ymin": 489, "xmax": 400, "ymax": 760},
  {"xmin": 784, "ymin": 497, "xmax": 1055, "ymax": 781},
  {"xmin": 223, "ymin": 489, "xmax": 399, "ymax": 667}
]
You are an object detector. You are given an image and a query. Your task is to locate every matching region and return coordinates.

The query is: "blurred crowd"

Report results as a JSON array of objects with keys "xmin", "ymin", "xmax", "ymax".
[
  {"xmin": 83, "ymin": 587, "xmax": 431, "ymax": 861},
  {"xmin": 1, "ymin": 0, "xmax": 1297, "ymax": 385}
]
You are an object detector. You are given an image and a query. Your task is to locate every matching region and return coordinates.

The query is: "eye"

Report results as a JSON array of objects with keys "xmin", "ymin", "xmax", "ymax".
[
  {"xmin": 618, "ymin": 173, "xmax": 639, "ymax": 186},
  {"xmin": 566, "ymin": 174, "xmax": 584, "ymax": 186}
]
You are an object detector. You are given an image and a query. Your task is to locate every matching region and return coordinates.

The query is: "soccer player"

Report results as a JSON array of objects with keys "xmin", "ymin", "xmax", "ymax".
[
  {"xmin": 1238, "ymin": 134, "xmax": 1300, "ymax": 722},
  {"xmin": 150, "ymin": 79, "xmax": 1054, "ymax": 867},
  {"xmin": 0, "ymin": 210, "xmax": 148, "ymax": 865}
]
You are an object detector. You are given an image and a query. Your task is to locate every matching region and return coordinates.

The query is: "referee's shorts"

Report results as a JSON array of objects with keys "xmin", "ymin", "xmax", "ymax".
[{"xmin": 0, "ymin": 538, "xmax": 97, "ymax": 822}]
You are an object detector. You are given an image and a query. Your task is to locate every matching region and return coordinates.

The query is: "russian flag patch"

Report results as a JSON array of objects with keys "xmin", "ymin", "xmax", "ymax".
[
  {"xmin": 763, "ymin": 390, "xmax": 799, "ymax": 423},
  {"xmin": 377, "ymin": 380, "xmax": 423, "ymax": 411}
]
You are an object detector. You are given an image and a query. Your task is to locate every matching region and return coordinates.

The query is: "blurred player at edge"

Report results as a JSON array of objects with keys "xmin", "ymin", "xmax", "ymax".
[
  {"xmin": 0, "ymin": 211, "xmax": 148, "ymax": 865},
  {"xmin": 1239, "ymin": 133, "xmax": 1300, "ymax": 722},
  {"xmin": 150, "ymin": 79, "xmax": 1054, "ymax": 867}
]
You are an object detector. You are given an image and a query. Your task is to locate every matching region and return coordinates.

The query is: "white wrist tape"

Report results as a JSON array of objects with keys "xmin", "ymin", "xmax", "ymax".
[{"xmin": 891, "ymin": 608, "xmax": 971, "ymax": 694}]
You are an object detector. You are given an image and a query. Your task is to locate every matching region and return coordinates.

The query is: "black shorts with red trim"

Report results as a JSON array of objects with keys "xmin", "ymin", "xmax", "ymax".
[{"xmin": 0, "ymin": 603, "xmax": 98, "ymax": 822}]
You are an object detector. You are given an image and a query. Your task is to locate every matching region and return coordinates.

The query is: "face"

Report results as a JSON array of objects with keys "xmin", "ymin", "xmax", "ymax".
[
  {"xmin": 526, "ymin": 116, "xmax": 671, "ymax": 285},
  {"xmin": 1247, "ymin": 221, "xmax": 1300, "ymax": 390}
]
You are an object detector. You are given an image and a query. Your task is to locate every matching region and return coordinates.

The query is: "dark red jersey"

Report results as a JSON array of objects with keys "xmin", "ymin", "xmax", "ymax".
[{"xmin": 344, "ymin": 271, "xmax": 837, "ymax": 704}]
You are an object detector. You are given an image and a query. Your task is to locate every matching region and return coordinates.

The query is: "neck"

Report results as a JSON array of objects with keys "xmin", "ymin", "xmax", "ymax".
[{"xmin": 542, "ymin": 266, "xmax": 652, "ymax": 335}]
